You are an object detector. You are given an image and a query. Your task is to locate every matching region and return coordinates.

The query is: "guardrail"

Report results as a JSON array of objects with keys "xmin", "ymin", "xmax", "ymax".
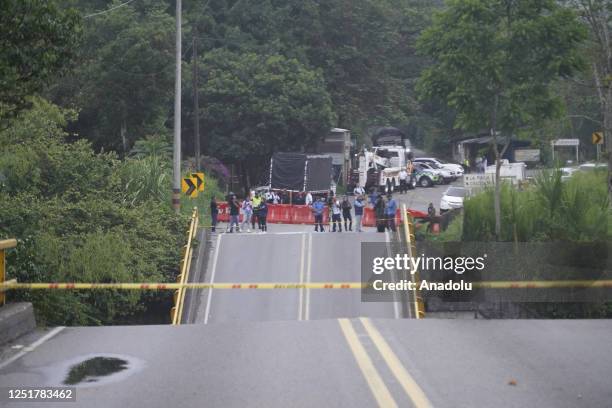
[
  {"xmin": 170, "ymin": 207, "xmax": 199, "ymax": 325},
  {"xmin": 0, "ymin": 239, "xmax": 17, "ymax": 306},
  {"xmin": 401, "ymin": 205, "xmax": 426, "ymax": 319}
]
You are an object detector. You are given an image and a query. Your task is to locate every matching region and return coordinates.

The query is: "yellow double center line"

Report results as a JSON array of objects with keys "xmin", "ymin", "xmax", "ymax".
[{"xmin": 338, "ymin": 318, "xmax": 433, "ymax": 408}]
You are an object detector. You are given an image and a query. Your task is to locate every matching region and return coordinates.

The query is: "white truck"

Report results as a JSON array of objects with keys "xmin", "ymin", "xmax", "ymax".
[
  {"xmin": 485, "ymin": 159, "xmax": 526, "ymax": 184},
  {"xmin": 355, "ymin": 145, "xmax": 416, "ymax": 193}
]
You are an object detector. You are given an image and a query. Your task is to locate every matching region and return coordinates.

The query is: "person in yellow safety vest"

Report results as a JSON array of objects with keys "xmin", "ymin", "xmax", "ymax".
[
  {"xmin": 251, "ymin": 193, "xmax": 262, "ymax": 231},
  {"xmin": 407, "ymin": 161, "xmax": 414, "ymax": 175}
]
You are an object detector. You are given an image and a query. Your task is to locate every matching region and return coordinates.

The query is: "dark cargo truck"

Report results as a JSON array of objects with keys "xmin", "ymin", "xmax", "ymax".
[{"xmin": 269, "ymin": 152, "xmax": 333, "ymax": 192}]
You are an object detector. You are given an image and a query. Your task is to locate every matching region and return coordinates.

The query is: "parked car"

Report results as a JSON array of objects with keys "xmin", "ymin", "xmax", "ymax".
[
  {"xmin": 413, "ymin": 157, "xmax": 464, "ymax": 179},
  {"xmin": 413, "ymin": 163, "xmax": 440, "ymax": 187},
  {"xmin": 415, "ymin": 162, "xmax": 454, "ymax": 184},
  {"xmin": 440, "ymin": 186, "xmax": 467, "ymax": 212},
  {"xmin": 579, "ymin": 162, "xmax": 608, "ymax": 171}
]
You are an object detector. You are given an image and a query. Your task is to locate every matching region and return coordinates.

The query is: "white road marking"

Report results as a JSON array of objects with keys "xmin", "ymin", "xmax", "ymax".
[
  {"xmin": 298, "ymin": 233, "xmax": 306, "ymax": 320},
  {"xmin": 203, "ymin": 233, "xmax": 223, "ymax": 325},
  {"xmin": 0, "ymin": 327, "xmax": 65, "ymax": 371},
  {"xmin": 304, "ymin": 232, "xmax": 313, "ymax": 321}
]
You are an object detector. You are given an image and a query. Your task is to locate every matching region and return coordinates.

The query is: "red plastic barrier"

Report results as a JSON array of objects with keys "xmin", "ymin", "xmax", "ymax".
[
  {"xmin": 272, "ymin": 204, "xmax": 293, "ymax": 224},
  {"xmin": 217, "ymin": 202, "xmax": 229, "ymax": 222},
  {"xmin": 292, "ymin": 205, "xmax": 314, "ymax": 224},
  {"xmin": 407, "ymin": 209, "xmax": 428, "ymax": 219},
  {"xmin": 215, "ymin": 201, "xmax": 425, "ymax": 227},
  {"xmin": 362, "ymin": 207, "xmax": 376, "ymax": 227}
]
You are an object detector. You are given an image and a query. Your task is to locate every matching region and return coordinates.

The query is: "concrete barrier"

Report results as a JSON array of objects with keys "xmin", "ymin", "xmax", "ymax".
[{"xmin": 0, "ymin": 302, "xmax": 36, "ymax": 346}]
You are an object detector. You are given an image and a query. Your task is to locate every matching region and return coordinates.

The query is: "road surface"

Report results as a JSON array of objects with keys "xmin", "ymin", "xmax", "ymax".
[
  {"xmin": 194, "ymin": 225, "xmax": 403, "ymax": 324},
  {"xmin": 1, "ymin": 319, "xmax": 611, "ymax": 407}
]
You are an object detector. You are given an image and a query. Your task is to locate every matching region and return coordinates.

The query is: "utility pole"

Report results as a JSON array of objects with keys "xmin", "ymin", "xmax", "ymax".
[
  {"xmin": 172, "ymin": 0, "xmax": 182, "ymax": 213},
  {"xmin": 193, "ymin": 27, "xmax": 200, "ymax": 171}
]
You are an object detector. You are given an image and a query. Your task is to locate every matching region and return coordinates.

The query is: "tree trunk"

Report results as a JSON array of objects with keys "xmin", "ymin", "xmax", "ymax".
[
  {"xmin": 491, "ymin": 94, "xmax": 502, "ymax": 240},
  {"xmin": 120, "ymin": 117, "xmax": 128, "ymax": 155},
  {"xmin": 494, "ymin": 142, "xmax": 502, "ymax": 240}
]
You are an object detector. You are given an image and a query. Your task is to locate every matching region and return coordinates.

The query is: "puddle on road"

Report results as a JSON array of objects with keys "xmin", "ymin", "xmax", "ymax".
[
  {"xmin": 64, "ymin": 356, "xmax": 129, "ymax": 385},
  {"xmin": 40, "ymin": 353, "xmax": 145, "ymax": 388}
]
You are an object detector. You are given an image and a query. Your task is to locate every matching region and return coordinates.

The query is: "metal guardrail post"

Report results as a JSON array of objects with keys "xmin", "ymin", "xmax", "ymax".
[
  {"xmin": 0, "ymin": 239, "xmax": 17, "ymax": 306},
  {"xmin": 171, "ymin": 208, "xmax": 199, "ymax": 325},
  {"xmin": 401, "ymin": 206, "xmax": 425, "ymax": 319}
]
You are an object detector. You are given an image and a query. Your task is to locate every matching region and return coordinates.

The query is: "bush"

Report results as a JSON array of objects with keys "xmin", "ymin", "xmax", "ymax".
[
  {"xmin": 0, "ymin": 100, "xmax": 190, "ymax": 325},
  {"xmin": 462, "ymin": 169, "xmax": 609, "ymax": 242}
]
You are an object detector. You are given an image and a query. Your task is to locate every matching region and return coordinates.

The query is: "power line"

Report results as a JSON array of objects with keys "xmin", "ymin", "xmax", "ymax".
[{"xmin": 84, "ymin": 0, "xmax": 136, "ymax": 19}]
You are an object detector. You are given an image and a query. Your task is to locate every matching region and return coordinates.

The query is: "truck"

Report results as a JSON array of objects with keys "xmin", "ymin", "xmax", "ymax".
[
  {"xmin": 353, "ymin": 145, "xmax": 417, "ymax": 193},
  {"xmin": 269, "ymin": 152, "xmax": 333, "ymax": 193}
]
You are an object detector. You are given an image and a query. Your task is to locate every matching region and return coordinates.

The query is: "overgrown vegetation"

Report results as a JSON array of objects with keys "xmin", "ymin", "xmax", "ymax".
[
  {"xmin": 0, "ymin": 99, "xmax": 221, "ymax": 325},
  {"xmin": 462, "ymin": 170, "xmax": 609, "ymax": 242}
]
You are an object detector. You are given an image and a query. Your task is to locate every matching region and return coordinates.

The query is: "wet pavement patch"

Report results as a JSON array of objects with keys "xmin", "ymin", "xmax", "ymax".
[{"xmin": 63, "ymin": 356, "xmax": 129, "ymax": 385}]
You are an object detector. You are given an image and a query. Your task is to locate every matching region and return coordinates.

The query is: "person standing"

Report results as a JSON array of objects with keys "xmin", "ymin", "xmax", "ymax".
[
  {"xmin": 341, "ymin": 196, "xmax": 352, "ymax": 231},
  {"xmin": 258, "ymin": 200, "xmax": 268, "ymax": 232},
  {"xmin": 385, "ymin": 194, "xmax": 397, "ymax": 232},
  {"xmin": 252, "ymin": 193, "xmax": 261, "ymax": 230},
  {"xmin": 369, "ymin": 188, "xmax": 379, "ymax": 208},
  {"xmin": 427, "ymin": 202, "xmax": 437, "ymax": 233},
  {"xmin": 374, "ymin": 194, "xmax": 386, "ymax": 233},
  {"xmin": 353, "ymin": 185, "xmax": 365, "ymax": 197},
  {"xmin": 305, "ymin": 191, "xmax": 313, "ymax": 206},
  {"xmin": 312, "ymin": 197, "xmax": 325, "ymax": 232},
  {"xmin": 241, "ymin": 196, "xmax": 253, "ymax": 232},
  {"xmin": 228, "ymin": 195, "xmax": 240, "ymax": 233},
  {"xmin": 331, "ymin": 198, "xmax": 342, "ymax": 232},
  {"xmin": 353, "ymin": 195, "xmax": 364, "ymax": 232},
  {"xmin": 399, "ymin": 168, "xmax": 408, "ymax": 194},
  {"xmin": 210, "ymin": 197, "xmax": 219, "ymax": 232}
]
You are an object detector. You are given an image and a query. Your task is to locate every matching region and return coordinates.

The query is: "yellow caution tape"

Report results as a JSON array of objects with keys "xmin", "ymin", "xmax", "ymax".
[{"xmin": 1, "ymin": 280, "xmax": 612, "ymax": 290}]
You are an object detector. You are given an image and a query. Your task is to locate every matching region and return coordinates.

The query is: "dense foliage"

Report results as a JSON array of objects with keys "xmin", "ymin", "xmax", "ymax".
[
  {"xmin": 462, "ymin": 170, "xmax": 609, "ymax": 242},
  {"xmin": 0, "ymin": 99, "xmax": 189, "ymax": 325},
  {"xmin": 0, "ymin": 0, "xmax": 82, "ymax": 123}
]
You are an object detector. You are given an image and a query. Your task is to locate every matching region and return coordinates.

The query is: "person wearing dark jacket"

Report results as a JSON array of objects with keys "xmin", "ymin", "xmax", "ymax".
[
  {"xmin": 374, "ymin": 195, "xmax": 386, "ymax": 233},
  {"xmin": 258, "ymin": 201, "xmax": 268, "ymax": 232},
  {"xmin": 210, "ymin": 197, "xmax": 218, "ymax": 232},
  {"xmin": 341, "ymin": 196, "xmax": 352, "ymax": 231},
  {"xmin": 228, "ymin": 196, "xmax": 240, "ymax": 233}
]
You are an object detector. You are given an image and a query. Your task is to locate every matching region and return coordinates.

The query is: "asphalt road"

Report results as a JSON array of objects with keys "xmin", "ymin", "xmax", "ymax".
[
  {"xmin": 1, "ymin": 319, "xmax": 611, "ymax": 408},
  {"xmin": 196, "ymin": 225, "xmax": 402, "ymax": 324}
]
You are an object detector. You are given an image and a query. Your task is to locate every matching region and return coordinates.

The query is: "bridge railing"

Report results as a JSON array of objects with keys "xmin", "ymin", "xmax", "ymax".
[
  {"xmin": 0, "ymin": 239, "xmax": 17, "ymax": 307},
  {"xmin": 401, "ymin": 205, "xmax": 426, "ymax": 319},
  {"xmin": 171, "ymin": 207, "xmax": 199, "ymax": 325}
]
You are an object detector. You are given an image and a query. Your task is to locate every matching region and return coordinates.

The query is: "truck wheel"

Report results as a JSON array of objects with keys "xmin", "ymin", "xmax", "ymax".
[{"xmin": 419, "ymin": 177, "xmax": 432, "ymax": 188}]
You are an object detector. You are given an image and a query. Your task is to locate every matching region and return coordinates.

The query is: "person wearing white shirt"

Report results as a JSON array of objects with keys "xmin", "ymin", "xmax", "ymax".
[
  {"xmin": 398, "ymin": 169, "xmax": 408, "ymax": 194},
  {"xmin": 305, "ymin": 192, "xmax": 313, "ymax": 206},
  {"xmin": 353, "ymin": 185, "xmax": 365, "ymax": 196}
]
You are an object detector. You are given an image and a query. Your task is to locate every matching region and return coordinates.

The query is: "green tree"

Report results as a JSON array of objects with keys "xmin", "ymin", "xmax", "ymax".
[
  {"xmin": 50, "ymin": 0, "xmax": 175, "ymax": 153},
  {"xmin": 568, "ymin": 0, "xmax": 612, "ymax": 198},
  {"xmin": 0, "ymin": 0, "xmax": 81, "ymax": 123},
  {"xmin": 193, "ymin": 49, "xmax": 335, "ymax": 186},
  {"xmin": 417, "ymin": 0, "xmax": 587, "ymax": 239}
]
